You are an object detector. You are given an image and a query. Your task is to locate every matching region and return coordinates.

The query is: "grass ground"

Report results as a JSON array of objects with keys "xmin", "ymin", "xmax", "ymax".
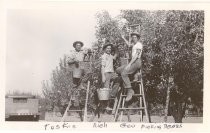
[{"xmin": 44, "ymin": 112, "xmax": 203, "ymax": 123}]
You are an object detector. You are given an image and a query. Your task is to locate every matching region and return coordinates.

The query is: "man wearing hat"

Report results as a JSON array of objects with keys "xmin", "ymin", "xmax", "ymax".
[
  {"xmin": 116, "ymin": 32, "xmax": 143, "ymax": 102},
  {"xmin": 69, "ymin": 41, "xmax": 86, "ymax": 62},
  {"xmin": 101, "ymin": 43, "xmax": 117, "ymax": 89},
  {"xmin": 67, "ymin": 41, "xmax": 87, "ymax": 86}
]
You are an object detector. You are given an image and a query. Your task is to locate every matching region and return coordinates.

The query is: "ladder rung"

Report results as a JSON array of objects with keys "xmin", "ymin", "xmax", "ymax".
[
  {"xmin": 67, "ymin": 110, "xmax": 84, "ymax": 112},
  {"xmin": 119, "ymin": 107, "xmax": 145, "ymax": 110},
  {"xmin": 121, "ymin": 94, "xmax": 142, "ymax": 97}
]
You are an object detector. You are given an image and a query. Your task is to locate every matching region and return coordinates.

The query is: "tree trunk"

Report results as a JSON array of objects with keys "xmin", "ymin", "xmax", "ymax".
[
  {"xmin": 172, "ymin": 101, "xmax": 184, "ymax": 123},
  {"xmin": 164, "ymin": 79, "xmax": 171, "ymax": 122},
  {"xmin": 164, "ymin": 76, "xmax": 172, "ymax": 122},
  {"xmin": 174, "ymin": 113, "xmax": 183, "ymax": 123}
]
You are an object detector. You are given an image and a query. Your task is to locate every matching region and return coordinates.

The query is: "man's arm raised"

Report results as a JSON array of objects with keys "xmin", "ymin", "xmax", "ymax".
[{"xmin": 121, "ymin": 33, "xmax": 133, "ymax": 47}]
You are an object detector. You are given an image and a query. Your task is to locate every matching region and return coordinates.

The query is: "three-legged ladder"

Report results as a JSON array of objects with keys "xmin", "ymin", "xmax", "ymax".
[
  {"xmin": 113, "ymin": 70, "xmax": 150, "ymax": 122},
  {"xmin": 61, "ymin": 81, "xmax": 90, "ymax": 122}
]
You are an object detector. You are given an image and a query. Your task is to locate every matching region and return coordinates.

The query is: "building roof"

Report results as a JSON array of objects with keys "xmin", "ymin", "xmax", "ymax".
[{"xmin": 6, "ymin": 95, "xmax": 36, "ymax": 99}]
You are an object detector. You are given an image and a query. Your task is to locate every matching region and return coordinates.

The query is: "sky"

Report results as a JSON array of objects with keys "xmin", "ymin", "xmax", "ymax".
[{"xmin": 6, "ymin": 9, "xmax": 120, "ymax": 95}]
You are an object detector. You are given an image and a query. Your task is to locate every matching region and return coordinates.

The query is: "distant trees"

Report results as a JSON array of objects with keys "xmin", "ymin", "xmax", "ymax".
[
  {"xmin": 42, "ymin": 51, "xmax": 103, "ymax": 115},
  {"xmin": 95, "ymin": 10, "xmax": 204, "ymax": 122},
  {"xmin": 42, "ymin": 10, "xmax": 204, "ymax": 123},
  {"xmin": 42, "ymin": 55, "xmax": 73, "ymax": 114}
]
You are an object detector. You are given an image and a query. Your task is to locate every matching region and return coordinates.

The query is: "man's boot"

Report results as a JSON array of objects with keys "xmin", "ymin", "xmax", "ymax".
[{"xmin": 125, "ymin": 88, "xmax": 134, "ymax": 102}]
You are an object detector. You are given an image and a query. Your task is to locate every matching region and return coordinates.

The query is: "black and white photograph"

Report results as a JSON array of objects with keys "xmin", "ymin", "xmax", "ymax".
[{"xmin": 0, "ymin": 0, "xmax": 209, "ymax": 132}]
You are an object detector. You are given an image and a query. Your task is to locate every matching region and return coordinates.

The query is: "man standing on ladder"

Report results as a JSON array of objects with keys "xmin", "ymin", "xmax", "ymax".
[
  {"xmin": 116, "ymin": 32, "xmax": 143, "ymax": 102},
  {"xmin": 67, "ymin": 41, "xmax": 87, "ymax": 87},
  {"xmin": 66, "ymin": 41, "xmax": 87, "ymax": 120},
  {"xmin": 62, "ymin": 41, "xmax": 90, "ymax": 122}
]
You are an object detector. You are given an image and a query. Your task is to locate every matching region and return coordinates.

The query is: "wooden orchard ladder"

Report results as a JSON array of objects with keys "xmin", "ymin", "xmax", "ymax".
[
  {"xmin": 113, "ymin": 70, "xmax": 150, "ymax": 122},
  {"xmin": 60, "ymin": 81, "xmax": 90, "ymax": 122}
]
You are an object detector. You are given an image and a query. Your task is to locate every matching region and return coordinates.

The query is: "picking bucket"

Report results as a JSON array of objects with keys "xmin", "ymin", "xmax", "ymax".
[{"xmin": 97, "ymin": 88, "xmax": 111, "ymax": 100}]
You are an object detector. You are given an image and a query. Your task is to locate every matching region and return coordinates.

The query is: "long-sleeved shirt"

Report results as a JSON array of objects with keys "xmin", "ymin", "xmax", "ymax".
[{"xmin": 67, "ymin": 50, "xmax": 85, "ymax": 64}]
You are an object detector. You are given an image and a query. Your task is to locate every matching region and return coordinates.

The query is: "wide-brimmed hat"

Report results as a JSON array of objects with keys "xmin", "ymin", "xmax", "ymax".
[
  {"xmin": 103, "ymin": 43, "xmax": 113, "ymax": 50},
  {"xmin": 73, "ymin": 41, "xmax": 84, "ymax": 48},
  {"xmin": 130, "ymin": 32, "xmax": 140, "ymax": 38}
]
